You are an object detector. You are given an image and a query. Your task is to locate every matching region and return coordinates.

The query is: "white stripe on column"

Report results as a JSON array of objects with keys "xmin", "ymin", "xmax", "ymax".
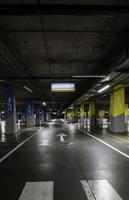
[
  {"xmin": 80, "ymin": 180, "xmax": 95, "ymax": 200},
  {"xmin": 81, "ymin": 180, "xmax": 123, "ymax": 200},
  {"xmin": 19, "ymin": 181, "xmax": 53, "ymax": 200}
]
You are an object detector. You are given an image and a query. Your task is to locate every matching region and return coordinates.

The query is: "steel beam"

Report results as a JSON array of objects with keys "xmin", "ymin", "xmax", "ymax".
[{"xmin": 0, "ymin": 4, "xmax": 129, "ymax": 16}]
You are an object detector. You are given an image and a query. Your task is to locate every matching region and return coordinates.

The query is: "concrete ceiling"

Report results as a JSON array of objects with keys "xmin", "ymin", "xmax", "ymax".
[{"xmin": 0, "ymin": 1, "xmax": 129, "ymax": 112}]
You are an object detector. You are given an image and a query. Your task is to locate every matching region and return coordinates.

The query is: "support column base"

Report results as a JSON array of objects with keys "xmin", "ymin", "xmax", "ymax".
[
  {"xmin": 109, "ymin": 114, "xmax": 125, "ymax": 133},
  {"xmin": 90, "ymin": 115, "xmax": 96, "ymax": 127}
]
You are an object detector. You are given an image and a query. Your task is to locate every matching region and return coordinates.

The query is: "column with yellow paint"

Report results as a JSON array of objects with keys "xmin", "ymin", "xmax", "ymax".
[
  {"xmin": 89, "ymin": 101, "xmax": 96, "ymax": 126},
  {"xmin": 80, "ymin": 103, "xmax": 85, "ymax": 124},
  {"xmin": 66, "ymin": 110, "xmax": 72, "ymax": 122},
  {"xmin": 98, "ymin": 110, "xmax": 105, "ymax": 124},
  {"xmin": 109, "ymin": 84, "xmax": 125, "ymax": 133}
]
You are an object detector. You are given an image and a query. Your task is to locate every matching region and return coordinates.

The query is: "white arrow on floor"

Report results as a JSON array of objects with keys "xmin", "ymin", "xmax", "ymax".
[{"xmin": 56, "ymin": 133, "xmax": 67, "ymax": 142}]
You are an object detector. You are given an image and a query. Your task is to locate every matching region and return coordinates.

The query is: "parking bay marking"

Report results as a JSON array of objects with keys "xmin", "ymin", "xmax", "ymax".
[
  {"xmin": 19, "ymin": 181, "xmax": 53, "ymax": 200},
  {"xmin": 81, "ymin": 180, "xmax": 123, "ymax": 200}
]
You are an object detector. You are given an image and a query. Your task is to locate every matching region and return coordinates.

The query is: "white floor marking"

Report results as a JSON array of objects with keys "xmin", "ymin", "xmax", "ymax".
[
  {"xmin": 19, "ymin": 181, "xmax": 53, "ymax": 200},
  {"xmin": 56, "ymin": 133, "xmax": 67, "ymax": 142},
  {"xmin": 81, "ymin": 180, "xmax": 123, "ymax": 200},
  {"xmin": 80, "ymin": 180, "xmax": 95, "ymax": 200},
  {"xmin": 78, "ymin": 128, "xmax": 129, "ymax": 159},
  {"xmin": 0, "ymin": 129, "xmax": 40, "ymax": 163}
]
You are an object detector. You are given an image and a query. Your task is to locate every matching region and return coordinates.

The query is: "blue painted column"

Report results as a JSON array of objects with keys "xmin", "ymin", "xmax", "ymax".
[
  {"xmin": 5, "ymin": 85, "xmax": 16, "ymax": 134},
  {"xmin": 26, "ymin": 98, "xmax": 34, "ymax": 127}
]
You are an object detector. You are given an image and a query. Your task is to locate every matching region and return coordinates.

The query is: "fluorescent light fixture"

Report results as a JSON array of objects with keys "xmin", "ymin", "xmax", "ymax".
[
  {"xmin": 43, "ymin": 102, "xmax": 46, "ymax": 106},
  {"xmin": 24, "ymin": 85, "xmax": 33, "ymax": 93},
  {"xmin": 72, "ymin": 75, "xmax": 107, "ymax": 78},
  {"xmin": 51, "ymin": 83, "xmax": 75, "ymax": 92},
  {"xmin": 98, "ymin": 85, "xmax": 110, "ymax": 93},
  {"xmin": 101, "ymin": 75, "xmax": 110, "ymax": 82}
]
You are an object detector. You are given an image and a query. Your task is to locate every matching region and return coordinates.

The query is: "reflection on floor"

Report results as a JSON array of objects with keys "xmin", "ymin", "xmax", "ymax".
[
  {"xmin": 0, "ymin": 120, "xmax": 24, "ymax": 134},
  {"xmin": 0, "ymin": 120, "xmax": 27, "ymax": 142},
  {"xmin": 78, "ymin": 118, "xmax": 129, "ymax": 143}
]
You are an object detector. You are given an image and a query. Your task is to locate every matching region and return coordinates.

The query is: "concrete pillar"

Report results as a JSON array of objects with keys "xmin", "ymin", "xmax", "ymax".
[
  {"xmin": 74, "ymin": 108, "xmax": 78, "ymax": 123},
  {"xmin": 68, "ymin": 109, "xmax": 78, "ymax": 123},
  {"xmin": 67, "ymin": 110, "xmax": 72, "ymax": 122},
  {"xmin": 125, "ymin": 104, "xmax": 129, "ymax": 124},
  {"xmin": 98, "ymin": 110, "xmax": 105, "ymax": 125},
  {"xmin": 109, "ymin": 84, "xmax": 125, "ymax": 133},
  {"xmin": 64, "ymin": 112, "xmax": 67, "ymax": 120},
  {"xmin": 35, "ymin": 105, "xmax": 40, "ymax": 125},
  {"xmin": 80, "ymin": 103, "xmax": 85, "ymax": 124},
  {"xmin": 46, "ymin": 112, "xmax": 49, "ymax": 121},
  {"xmin": 89, "ymin": 101, "xmax": 96, "ymax": 126},
  {"xmin": 5, "ymin": 85, "xmax": 16, "ymax": 134},
  {"xmin": 26, "ymin": 98, "xmax": 34, "ymax": 127},
  {"xmin": 41, "ymin": 109, "xmax": 44, "ymax": 124}
]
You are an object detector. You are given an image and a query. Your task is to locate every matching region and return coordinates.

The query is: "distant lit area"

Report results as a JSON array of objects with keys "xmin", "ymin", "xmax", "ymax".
[{"xmin": 51, "ymin": 83, "xmax": 75, "ymax": 92}]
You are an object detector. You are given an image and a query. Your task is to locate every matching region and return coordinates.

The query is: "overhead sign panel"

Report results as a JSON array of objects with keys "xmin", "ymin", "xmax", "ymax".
[{"xmin": 51, "ymin": 83, "xmax": 75, "ymax": 92}]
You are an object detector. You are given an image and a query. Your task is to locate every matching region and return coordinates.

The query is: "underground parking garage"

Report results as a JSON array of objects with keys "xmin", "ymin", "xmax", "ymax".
[{"xmin": 1, "ymin": 1, "xmax": 129, "ymax": 200}]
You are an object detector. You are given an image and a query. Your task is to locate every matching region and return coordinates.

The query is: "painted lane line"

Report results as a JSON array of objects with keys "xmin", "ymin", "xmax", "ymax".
[
  {"xmin": 80, "ymin": 180, "xmax": 95, "ymax": 200},
  {"xmin": 0, "ymin": 129, "xmax": 40, "ymax": 163},
  {"xmin": 56, "ymin": 133, "xmax": 67, "ymax": 142},
  {"xmin": 78, "ymin": 128, "xmax": 129, "ymax": 159},
  {"xmin": 81, "ymin": 180, "xmax": 123, "ymax": 200},
  {"xmin": 19, "ymin": 181, "xmax": 53, "ymax": 200},
  {"xmin": 88, "ymin": 180, "xmax": 123, "ymax": 200}
]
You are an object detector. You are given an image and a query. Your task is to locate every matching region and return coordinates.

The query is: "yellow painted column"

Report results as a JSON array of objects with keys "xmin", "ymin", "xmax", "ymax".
[
  {"xmin": 89, "ymin": 101, "xmax": 96, "ymax": 126},
  {"xmin": 98, "ymin": 110, "xmax": 105, "ymax": 124},
  {"xmin": 80, "ymin": 103, "xmax": 85, "ymax": 124},
  {"xmin": 109, "ymin": 84, "xmax": 125, "ymax": 133},
  {"xmin": 71, "ymin": 109, "xmax": 76, "ymax": 123},
  {"xmin": 74, "ymin": 108, "xmax": 78, "ymax": 123},
  {"xmin": 67, "ymin": 110, "xmax": 72, "ymax": 122},
  {"xmin": 66, "ymin": 109, "xmax": 78, "ymax": 123}
]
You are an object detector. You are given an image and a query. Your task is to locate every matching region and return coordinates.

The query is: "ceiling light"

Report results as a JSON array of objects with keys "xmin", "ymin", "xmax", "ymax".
[
  {"xmin": 24, "ymin": 85, "xmax": 33, "ymax": 93},
  {"xmin": 98, "ymin": 85, "xmax": 110, "ymax": 93},
  {"xmin": 101, "ymin": 75, "xmax": 110, "ymax": 82},
  {"xmin": 43, "ymin": 102, "xmax": 46, "ymax": 106},
  {"xmin": 51, "ymin": 83, "xmax": 75, "ymax": 92},
  {"xmin": 90, "ymin": 94, "xmax": 95, "ymax": 97},
  {"xmin": 72, "ymin": 75, "xmax": 107, "ymax": 78}
]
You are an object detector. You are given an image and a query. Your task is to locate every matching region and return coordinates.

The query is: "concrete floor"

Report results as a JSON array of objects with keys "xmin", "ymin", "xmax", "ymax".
[{"xmin": 0, "ymin": 120, "xmax": 129, "ymax": 199}]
